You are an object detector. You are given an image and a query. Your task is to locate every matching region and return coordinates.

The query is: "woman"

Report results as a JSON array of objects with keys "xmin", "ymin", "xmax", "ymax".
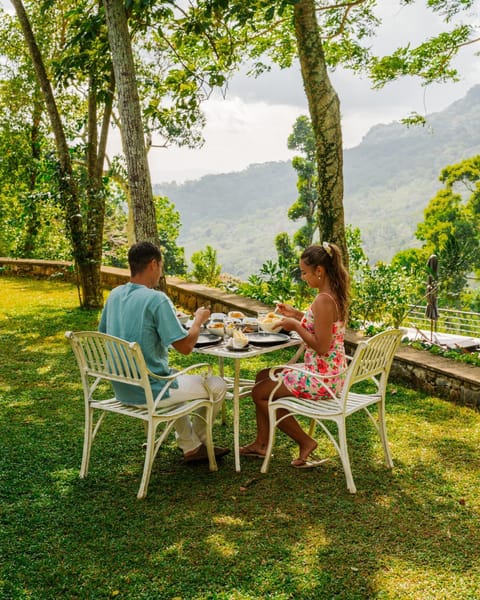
[{"xmin": 240, "ymin": 242, "xmax": 350, "ymax": 468}]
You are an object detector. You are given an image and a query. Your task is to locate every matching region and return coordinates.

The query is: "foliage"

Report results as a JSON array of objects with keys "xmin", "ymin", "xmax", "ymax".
[
  {"xmin": 2, "ymin": 276, "xmax": 480, "ymax": 599},
  {"xmin": 189, "ymin": 244, "xmax": 221, "ymax": 287},
  {"xmin": 346, "ymin": 225, "xmax": 424, "ymax": 329},
  {"xmin": 409, "ymin": 340, "xmax": 480, "ymax": 368},
  {"xmin": 368, "ymin": 3, "xmax": 478, "ymax": 89},
  {"xmin": 285, "ymin": 115, "xmax": 318, "ymax": 249},
  {"xmin": 349, "ymin": 261, "xmax": 422, "ymax": 329},
  {"xmin": 155, "ymin": 195, "xmax": 187, "ymax": 276},
  {"xmin": 461, "ymin": 286, "xmax": 480, "ymax": 313},
  {"xmin": 239, "ymin": 254, "xmax": 313, "ymax": 308},
  {"xmin": 239, "ymin": 224, "xmax": 424, "ymax": 324},
  {"xmin": 415, "ymin": 155, "xmax": 480, "ymax": 307}
]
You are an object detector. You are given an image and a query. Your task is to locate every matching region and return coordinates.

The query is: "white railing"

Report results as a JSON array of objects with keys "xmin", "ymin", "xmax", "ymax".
[{"xmin": 407, "ymin": 305, "xmax": 480, "ymax": 338}]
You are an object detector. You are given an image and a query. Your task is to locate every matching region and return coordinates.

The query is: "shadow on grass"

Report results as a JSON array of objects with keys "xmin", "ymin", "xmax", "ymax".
[{"xmin": 1, "ymin": 278, "xmax": 480, "ymax": 599}]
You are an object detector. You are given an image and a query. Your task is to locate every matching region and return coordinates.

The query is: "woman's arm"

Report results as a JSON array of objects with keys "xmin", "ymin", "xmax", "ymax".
[{"xmin": 278, "ymin": 295, "xmax": 336, "ymax": 355}]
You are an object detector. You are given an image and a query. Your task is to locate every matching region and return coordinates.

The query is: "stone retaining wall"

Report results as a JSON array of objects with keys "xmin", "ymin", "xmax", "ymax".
[
  {"xmin": 2, "ymin": 257, "xmax": 479, "ymax": 409},
  {"xmin": 0, "ymin": 258, "xmax": 267, "ymax": 316},
  {"xmin": 345, "ymin": 331, "xmax": 480, "ymax": 410}
]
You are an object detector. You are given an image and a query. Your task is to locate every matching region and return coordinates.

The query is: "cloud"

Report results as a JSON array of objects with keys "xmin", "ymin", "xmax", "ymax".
[{"xmin": 147, "ymin": 98, "xmax": 304, "ymax": 183}]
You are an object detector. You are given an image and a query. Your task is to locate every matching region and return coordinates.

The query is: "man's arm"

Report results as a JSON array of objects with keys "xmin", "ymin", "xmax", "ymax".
[{"xmin": 172, "ymin": 307, "xmax": 210, "ymax": 355}]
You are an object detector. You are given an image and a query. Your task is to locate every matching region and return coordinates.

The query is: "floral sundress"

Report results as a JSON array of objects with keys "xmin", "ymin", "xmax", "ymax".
[{"xmin": 281, "ymin": 294, "xmax": 346, "ymax": 400}]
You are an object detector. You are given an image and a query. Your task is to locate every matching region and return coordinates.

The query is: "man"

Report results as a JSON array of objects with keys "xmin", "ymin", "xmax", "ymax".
[{"xmin": 99, "ymin": 241, "xmax": 229, "ymax": 463}]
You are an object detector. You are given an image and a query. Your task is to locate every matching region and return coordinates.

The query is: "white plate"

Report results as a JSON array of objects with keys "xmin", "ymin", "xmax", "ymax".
[
  {"xmin": 195, "ymin": 333, "xmax": 223, "ymax": 347},
  {"xmin": 247, "ymin": 332, "xmax": 290, "ymax": 346}
]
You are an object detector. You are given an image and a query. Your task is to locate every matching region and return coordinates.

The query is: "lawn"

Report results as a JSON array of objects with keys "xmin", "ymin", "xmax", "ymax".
[{"xmin": 1, "ymin": 276, "xmax": 479, "ymax": 600}]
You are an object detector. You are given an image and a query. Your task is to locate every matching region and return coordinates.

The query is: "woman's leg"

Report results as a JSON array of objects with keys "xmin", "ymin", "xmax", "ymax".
[{"xmin": 241, "ymin": 369, "xmax": 317, "ymax": 461}]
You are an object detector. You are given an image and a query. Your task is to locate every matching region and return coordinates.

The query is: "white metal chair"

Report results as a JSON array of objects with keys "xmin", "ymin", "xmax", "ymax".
[
  {"xmin": 66, "ymin": 330, "xmax": 218, "ymax": 499},
  {"xmin": 260, "ymin": 329, "xmax": 403, "ymax": 493}
]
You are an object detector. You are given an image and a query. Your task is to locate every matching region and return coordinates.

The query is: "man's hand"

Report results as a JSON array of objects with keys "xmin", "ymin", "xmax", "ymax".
[{"xmin": 193, "ymin": 306, "xmax": 210, "ymax": 326}]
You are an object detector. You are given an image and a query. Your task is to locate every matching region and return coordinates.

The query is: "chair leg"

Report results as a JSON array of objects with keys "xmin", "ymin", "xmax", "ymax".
[
  {"xmin": 260, "ymin": 405, "xmax": 277, "ymax": 474},
  {"xmin": 337, "ymin": 420, "xmax": 357, "ymax": 494},
  {"xmin": 204, "ymin": 404, "xmax": 218, "ymax": 472},
  {"xmin": 137, "ymin": 421, "xmax": 156, "ymax": 500},
  {"xmin": 378, "ymin": 402, "xmax": 394, "ymax": 468},
  {"xmin": 80, "ymin": 407, "xmax": 93, "ymax": 478}
]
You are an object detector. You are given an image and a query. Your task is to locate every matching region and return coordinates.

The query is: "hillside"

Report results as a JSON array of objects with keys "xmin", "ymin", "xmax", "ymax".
[{"xmin": 154, "ymin": 85, "xmax": 480, "ymax": 279}]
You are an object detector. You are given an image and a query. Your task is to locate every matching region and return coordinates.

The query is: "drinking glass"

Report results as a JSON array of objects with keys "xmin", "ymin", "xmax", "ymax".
[
  {"xmin": 257, "ymin": 310, "xmax": 269, "ymax": 334},
  {"xmin": 224, "ymin": 319, "xmax": 236, "ymax": 337}
]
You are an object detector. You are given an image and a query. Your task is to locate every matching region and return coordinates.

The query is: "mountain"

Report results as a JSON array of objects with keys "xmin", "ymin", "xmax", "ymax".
[{"xmin": 154, "ymin": 85, "xmax": 480, "ymax": 279}]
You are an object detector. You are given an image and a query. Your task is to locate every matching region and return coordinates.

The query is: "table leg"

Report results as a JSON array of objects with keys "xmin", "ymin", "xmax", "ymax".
[{"xmin": 233, "ymin": 358, "xmax": 241, "ymax": 472}]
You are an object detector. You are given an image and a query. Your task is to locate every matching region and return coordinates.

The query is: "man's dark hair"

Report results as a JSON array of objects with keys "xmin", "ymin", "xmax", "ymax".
[{"xmin": 128, "ymin": 242, "xmax": 162, "ymax": 277}]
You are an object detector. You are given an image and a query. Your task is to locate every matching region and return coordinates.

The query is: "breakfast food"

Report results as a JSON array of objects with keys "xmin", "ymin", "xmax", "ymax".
[
  {"xmin": 207, "ymin": 321, "xmax": 225, "ymax": 336},
  {"xmin": 233, "ymin": 329, "xmax": 248, "ymax": 343},
  {"xmin": 258, "ymin": 312, "xmax": 281, "ymax": 324},
  {"xmin": 232, "ymin": 329, "xmax": 249, "ymax": 347},
  {"xmin": 258, "ymin": 312, "xmax": 282, "ymax": 332},
  {"xmin": 228, "ymin": 311, "xmax": 245, "ymax": 319}
]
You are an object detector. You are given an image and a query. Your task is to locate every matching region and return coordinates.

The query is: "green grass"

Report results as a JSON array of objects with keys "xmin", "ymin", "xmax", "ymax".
[{"xmin": 1, "ymin": 276, "xmax": 480, "ymax": 600}]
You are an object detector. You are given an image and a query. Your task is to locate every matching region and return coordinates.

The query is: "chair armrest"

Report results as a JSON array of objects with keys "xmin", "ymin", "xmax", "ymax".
[
  {"xmin": 148, "ymin": 362, "xmax": 213, "ymax": 382},
  {"xmin": 150, "ymin": 363, "xmax": 213, "ymax": 408},
  {"xmin": 267, "ymin": 363, "xmax": 348, "ymax": 402}
]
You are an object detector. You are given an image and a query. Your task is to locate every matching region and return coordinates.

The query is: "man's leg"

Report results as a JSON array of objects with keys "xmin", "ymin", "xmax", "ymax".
[{"xmin": 162, "ymin": 374, "xmax": 226, "ymax": 455}]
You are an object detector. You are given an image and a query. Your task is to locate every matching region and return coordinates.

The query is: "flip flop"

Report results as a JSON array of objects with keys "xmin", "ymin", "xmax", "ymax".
[
  {"xmin": 291, "ymin": 456, "xmax": 329, "ymax": 469},
  {"xmin": 239, "ymin": 447, "xmax": 265, "ymax": 458}
]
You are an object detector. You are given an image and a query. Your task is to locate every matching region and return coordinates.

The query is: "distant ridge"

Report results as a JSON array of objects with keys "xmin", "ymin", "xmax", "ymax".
[{"xmin": 154, "ymin": 85, "xmax": 480, "ymax": 278}]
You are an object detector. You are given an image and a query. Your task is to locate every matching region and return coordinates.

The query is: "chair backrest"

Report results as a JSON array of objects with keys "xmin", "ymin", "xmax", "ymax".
[
  {"xmin": 340, "ymin": 329, "xmax": 403, "ymax": 406},
  {"xmin": 66, "ymin": 331, "xmax": 155, "ymax": 410}
]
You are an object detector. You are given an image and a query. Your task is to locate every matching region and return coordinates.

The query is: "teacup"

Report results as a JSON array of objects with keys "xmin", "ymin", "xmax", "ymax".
[{"xmin": 211, "ymin": 312, "xmax": 226, "ymax": 321}]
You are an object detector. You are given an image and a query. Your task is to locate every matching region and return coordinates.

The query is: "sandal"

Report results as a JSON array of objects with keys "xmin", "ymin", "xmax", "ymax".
[
  {"xmin": 291, "ymin": 454, "xmax": 328, "ymax": 469},
  {"xmin": 240, "ymin": 444, "xmax": 265, "ymax": 458}
]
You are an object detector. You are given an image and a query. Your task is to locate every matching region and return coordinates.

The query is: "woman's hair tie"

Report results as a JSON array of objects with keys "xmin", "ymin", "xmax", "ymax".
[{"xmin": 322, "ymin": 241, "xmax": 333, "ymax": 257}]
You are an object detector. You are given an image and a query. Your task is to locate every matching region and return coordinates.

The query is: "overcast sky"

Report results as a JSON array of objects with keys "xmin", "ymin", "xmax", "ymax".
[{"xmin": 141, "ymin": 1, "xmax": 480, "ymax": 183}]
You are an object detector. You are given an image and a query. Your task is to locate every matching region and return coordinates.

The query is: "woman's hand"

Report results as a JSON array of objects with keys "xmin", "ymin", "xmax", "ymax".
[
  {"xmin": 274, "ymin": 317, "xmax": 298, "ymax": 332},
  {"xmin": 276, "ymin": 303, "xmax": 303, "ymax": 321}
]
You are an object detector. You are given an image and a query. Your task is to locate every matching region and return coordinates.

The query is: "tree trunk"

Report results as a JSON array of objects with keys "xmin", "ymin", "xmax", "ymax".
[
  {"xmin": 11, "ymin": 0, "xmax": 104, "ymax": 308},
  {"xmin": 102, "ymin": 0, "xmax": 159, "ymax": 246},
  {"xmin": 20, "ymin": 91, "xmax": 42, "ymax": 257},
  {"xmin": 293, "ymin": 0, "xmax": 348, "ymax": 266}
]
